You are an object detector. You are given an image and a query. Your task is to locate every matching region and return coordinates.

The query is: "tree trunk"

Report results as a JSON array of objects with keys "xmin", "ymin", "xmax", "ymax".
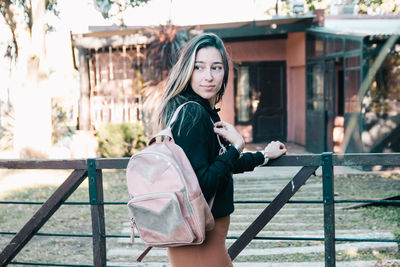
[{"xmin": 13, "ymin": 0, "xmax": 52, "ymax": 158}]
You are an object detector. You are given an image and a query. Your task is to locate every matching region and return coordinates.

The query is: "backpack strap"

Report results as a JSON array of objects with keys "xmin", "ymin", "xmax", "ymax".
[
  {"xmin": 148, "ymin": 128, "xmax": 173, "ymax": 146},
  {"xmin": 169, "ymin": 101, "xmax": 227, "ymax": 154},
  {"xmin": 137, "ymin": 246, "xmax": 152, "ymax": 262},
  {"xmin": 150, "ymin": 101, "xmax": 226, "ymax": 152},
  {"xmin": 167, "ymin": 101, "xmax": 198, "ymax": 127},
  {"xmin": 148, "ymin": 101, "xmax": 197, "ymax": 145}
]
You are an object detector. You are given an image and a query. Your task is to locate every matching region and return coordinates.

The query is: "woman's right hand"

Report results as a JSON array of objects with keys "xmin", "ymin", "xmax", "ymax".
[
  {"xmin": 263, "ymin": 141, "xmax": 287, "ymax": 159},
  {"xmin": 213, "ymin": 121, "xmax": 245, "ymax": 149}
]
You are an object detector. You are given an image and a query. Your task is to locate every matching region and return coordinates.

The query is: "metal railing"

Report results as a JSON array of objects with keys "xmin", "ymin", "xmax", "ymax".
[{"xmin": 0, "ymin": 153, "xmax": 399, "ymax": 266}]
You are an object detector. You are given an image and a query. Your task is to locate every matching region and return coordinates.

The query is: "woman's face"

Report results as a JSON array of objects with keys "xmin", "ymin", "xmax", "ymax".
[{"xmin": 190, "ymin": 46, "xmax": 224, "ymax": 107}]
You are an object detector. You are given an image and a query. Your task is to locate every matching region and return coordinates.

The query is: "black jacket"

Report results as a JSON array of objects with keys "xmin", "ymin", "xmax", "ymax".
[{"xmin": 170, "ymin": 90, "xmax": 264, "ymax": 219}]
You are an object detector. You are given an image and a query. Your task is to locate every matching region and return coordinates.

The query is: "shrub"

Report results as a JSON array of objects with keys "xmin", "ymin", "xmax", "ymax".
[
  {"xmin": 52, "ymin": 99, "xmax": 75, "ymax": 144},
  {"xmin": 97, "ymin": 122, "xmax": 148, "ymax": 158}
]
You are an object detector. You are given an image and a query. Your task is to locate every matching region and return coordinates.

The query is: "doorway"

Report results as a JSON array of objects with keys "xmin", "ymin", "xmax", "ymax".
[
  {"xmin": 306, "ymin": 58, "xmax": 344, "ymax": 153},
  {"xmin": 235, "ymin": 61, "xmax": 287, "ymax": 143}
]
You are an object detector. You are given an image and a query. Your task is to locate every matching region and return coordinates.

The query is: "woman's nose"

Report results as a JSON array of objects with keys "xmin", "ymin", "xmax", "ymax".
[{"xmin": 204, "ymin": 68, "xmax": 213, "ymax": 81}]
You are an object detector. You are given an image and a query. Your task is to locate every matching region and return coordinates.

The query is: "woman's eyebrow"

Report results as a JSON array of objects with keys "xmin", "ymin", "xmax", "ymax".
[{"xmin": 194, "ymin": 60, "xmax": 223, "ymax": 64}]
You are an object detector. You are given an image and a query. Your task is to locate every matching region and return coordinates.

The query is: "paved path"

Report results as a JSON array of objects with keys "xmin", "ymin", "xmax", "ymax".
[{"xmin": 107, "ymin": 142, "xmax": 399, "ymax": 266}]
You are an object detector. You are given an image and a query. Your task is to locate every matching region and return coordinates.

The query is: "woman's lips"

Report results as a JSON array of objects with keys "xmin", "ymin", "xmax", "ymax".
[{"xmin": 202, "ymin": 85, "xmax": 215, "ymax": 90}]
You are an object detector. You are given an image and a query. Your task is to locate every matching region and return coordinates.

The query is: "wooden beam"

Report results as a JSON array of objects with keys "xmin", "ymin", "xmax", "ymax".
[
  {"xmin": 0, "ymin": 169, "xmax": 88, "ymax": 266},
  {"xmin": 93, "ymin": 153, "xmax": 400, "ymax": 169},
  {"xmin": 0, "ymin": 159, "xmax": 86, "ymax": 169},
  {"xmin": 333, "ymin": 153, "xmax": 400, "ymax": 166},
  {"xmin": 95, "ymin": 158, "xmax": 130, "ymax": 169}
]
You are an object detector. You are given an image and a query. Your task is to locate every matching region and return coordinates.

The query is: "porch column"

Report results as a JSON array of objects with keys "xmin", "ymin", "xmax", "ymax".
[{"xmin": 78, "ymin": 47, "xmax": 91, "ymax": 130}]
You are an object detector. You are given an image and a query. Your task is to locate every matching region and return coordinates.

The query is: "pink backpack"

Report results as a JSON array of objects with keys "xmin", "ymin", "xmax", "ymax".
[{"xmin": 126, "ymin": 102, "xmax": 224, "ymax": 261}]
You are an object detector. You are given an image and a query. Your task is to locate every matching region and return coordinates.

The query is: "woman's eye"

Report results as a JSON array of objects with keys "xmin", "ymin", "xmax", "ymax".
[
  {"xmin": 194, "ymin": 65, "xmax": 203, "ymax": 70},
  {"xmin": 213, "ymin": 66, "xmax": 223, "ymax": 70}
]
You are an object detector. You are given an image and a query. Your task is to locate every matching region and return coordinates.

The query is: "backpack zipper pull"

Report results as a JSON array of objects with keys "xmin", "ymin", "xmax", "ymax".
[{"xmin": 130, "ymin": 218, "xmax": 136, "ymax": 243}]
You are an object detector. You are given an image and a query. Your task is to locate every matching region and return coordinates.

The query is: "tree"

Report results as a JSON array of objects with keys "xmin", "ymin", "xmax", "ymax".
[
  {"xmin": 0, "ymin": 0, "xmax": 149, "ymax": 157},
  {"xmin": 93, "ymin": 0, "xmax": 149, "ymax": 25},
  {"xmin": 357, "ymin": 0, "xmax": 400, "ymax": 15},
  {"xmin": 0, "ymin": 0, "xmax": 58, "ymax": 157}
]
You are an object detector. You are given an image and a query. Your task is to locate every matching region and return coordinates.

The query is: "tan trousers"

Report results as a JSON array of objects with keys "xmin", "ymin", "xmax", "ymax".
[{"xmin": 167, "ymin": 216, "xmax": 233, "ymax": 267}]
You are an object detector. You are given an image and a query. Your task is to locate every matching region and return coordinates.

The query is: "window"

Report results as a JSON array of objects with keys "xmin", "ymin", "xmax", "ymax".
[
  {"xmin": 326, "ymin": 37, "xmax": 343, "ymax": 54},
  {"xmin": 345, "ymin": 39, "xmax": 361, "ymax": 51},
  {"xmin": 306, "ymin": 33, "xmax": 324, "ymax": 59},
  {"xmin": 344, "ymin": 69, "xmax": 360, "ymax": 113},
  {"xmin": 307, "ymin": 63, "xmax": 324, "ymax": 111},
  {"xmin": 235, "ymin": 65, "xmax": 252, "ymax": 123}
]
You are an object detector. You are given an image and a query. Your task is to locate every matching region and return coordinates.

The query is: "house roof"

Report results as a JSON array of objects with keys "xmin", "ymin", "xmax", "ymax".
[
  {"xmin": 200, "ymin": 15, "xmax": 316, "ymax": 41},
  {"xmin": 74, "ymin": 14, "xmax": 400, "ymax": 49},
  {"xmin": 308, "ymin": 15, "xmax": 400, "ymax": 38},
  {"xmin": 71, "ymin": 29, "xmax": 152, "ymax": 50},
  {"xmin": 72, "ymin": 15, "xmax": 317, "ymax": 49}
]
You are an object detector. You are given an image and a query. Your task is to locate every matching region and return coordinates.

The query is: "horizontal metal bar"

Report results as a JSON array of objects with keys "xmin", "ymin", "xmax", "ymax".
[
  {"xmin": 0, "ymin": 159, "xmax": 86, "ymax": 169},
  {"xmin": 234, "ymin": 200, "xmax": 324, "ymax": 204},
  {"xmin": 36, "ymin": 233, "xmax": 93, "ymax": 238},
  {"xmin": 108, "ymin": 234, "xmax": 326, "ymax": 242},
  {"xmin": 336, "ymin": 238, "xmax": 400, "ymax": 243},
  {"xmin": 0, "ymin": 201, "xmax": 91, "ymax": 205},
  {"xmin": 227, "ymin": 236, "xmax": 325, "ymax": 241},
  {"xmin": 0, "ymin": 199, "xmax": 346, "ymax": 205},
  {"xmin": 104, "ymin": 234, "xmax": 129, "ymax": 238},
  {"xmin": 105, "ymin": 235, "xmax": 400, "ymax": 243},
  {"xmin": 4, "ymin": 199, "xmax": 395, "ymax": 206},
  {"xmin": 9, "ymin": 261, "xmax": 93, "ymax": 267},
  {"xmin": 0, "ymin": 232, "xmax": 16, "ymax": 235},
  {"xmin": 0, "ymin": 232, "xmax": 92, "ymax": 238},
  {"xmin": 335, "ymin": 200, "xmax": 400, "ymax": 204},
  {"xmin": 102, "ymin": 202, "xmax": 126, "ymax": 205},
  {"xmin": 332, "ymin": 153, "xmax": 400, "ymax": 166}
]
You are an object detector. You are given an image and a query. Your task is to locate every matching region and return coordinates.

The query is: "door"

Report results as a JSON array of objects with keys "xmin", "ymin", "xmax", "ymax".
[
  {"xmin": 235, "ymin": 61, "xmax": 287, "ymax": 143},
  {"xmin": 306, "ymin": 62, "xmax": 325, "ymax": 153},
  {"xmin": 251, "ymin": 62, "xmax": 287, "ymax": 142},
  {"xmin": 325, "ymin": 60, "xmax": 336, "ymax": 152}
]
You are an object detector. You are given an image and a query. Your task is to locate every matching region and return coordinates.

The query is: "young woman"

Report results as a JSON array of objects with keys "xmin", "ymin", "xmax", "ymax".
[{"xmin": 157, "ymin": 33, "xmax": 287, "ymax": 267}]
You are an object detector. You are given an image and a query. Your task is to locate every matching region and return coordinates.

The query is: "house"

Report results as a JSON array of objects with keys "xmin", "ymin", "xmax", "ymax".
[{"xmin": 71, "ymin": 12, "xmax": 400, "ymax": 153}]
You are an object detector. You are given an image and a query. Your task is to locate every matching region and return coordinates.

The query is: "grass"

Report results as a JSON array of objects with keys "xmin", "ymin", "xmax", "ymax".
[{"xmin": 0, "ymin": 169, "xmax": 399, "ymax": 265}]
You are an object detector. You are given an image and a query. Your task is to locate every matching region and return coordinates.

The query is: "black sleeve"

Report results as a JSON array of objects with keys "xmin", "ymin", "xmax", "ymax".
[
  {"xmin": 233, "ymin": 151, "xmax": 265, "ymax": 174},
  {"xmin": 171, "ymin": 104, "xmax": 240, "ymax": 201}
]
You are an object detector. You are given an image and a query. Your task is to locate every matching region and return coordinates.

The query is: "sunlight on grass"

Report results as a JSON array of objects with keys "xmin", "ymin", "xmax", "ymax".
[{"xmin": 0, "ymin": 169, "xmax": 87, "ymax": 199}]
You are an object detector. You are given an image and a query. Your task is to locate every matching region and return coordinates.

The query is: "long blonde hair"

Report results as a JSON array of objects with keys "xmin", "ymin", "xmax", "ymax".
[{"xmin": 157, "ymin": 33, "xmax": 230, "ymax": 128}]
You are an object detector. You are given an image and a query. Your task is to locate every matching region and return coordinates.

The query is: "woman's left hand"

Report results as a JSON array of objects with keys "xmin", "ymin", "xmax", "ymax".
[{"xmin": 213, "ymin": 121, "xmax": 245, "ymax": 150}]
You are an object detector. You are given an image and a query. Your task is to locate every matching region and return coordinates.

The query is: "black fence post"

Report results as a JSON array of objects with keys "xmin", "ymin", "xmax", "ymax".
[
  {"xmin": 88, "ymin": 158, "xmax": 107, "ymax": 267},
  {"xmin": 322, "ymin": 152, "xmax": 336, "ymax": 267}
]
